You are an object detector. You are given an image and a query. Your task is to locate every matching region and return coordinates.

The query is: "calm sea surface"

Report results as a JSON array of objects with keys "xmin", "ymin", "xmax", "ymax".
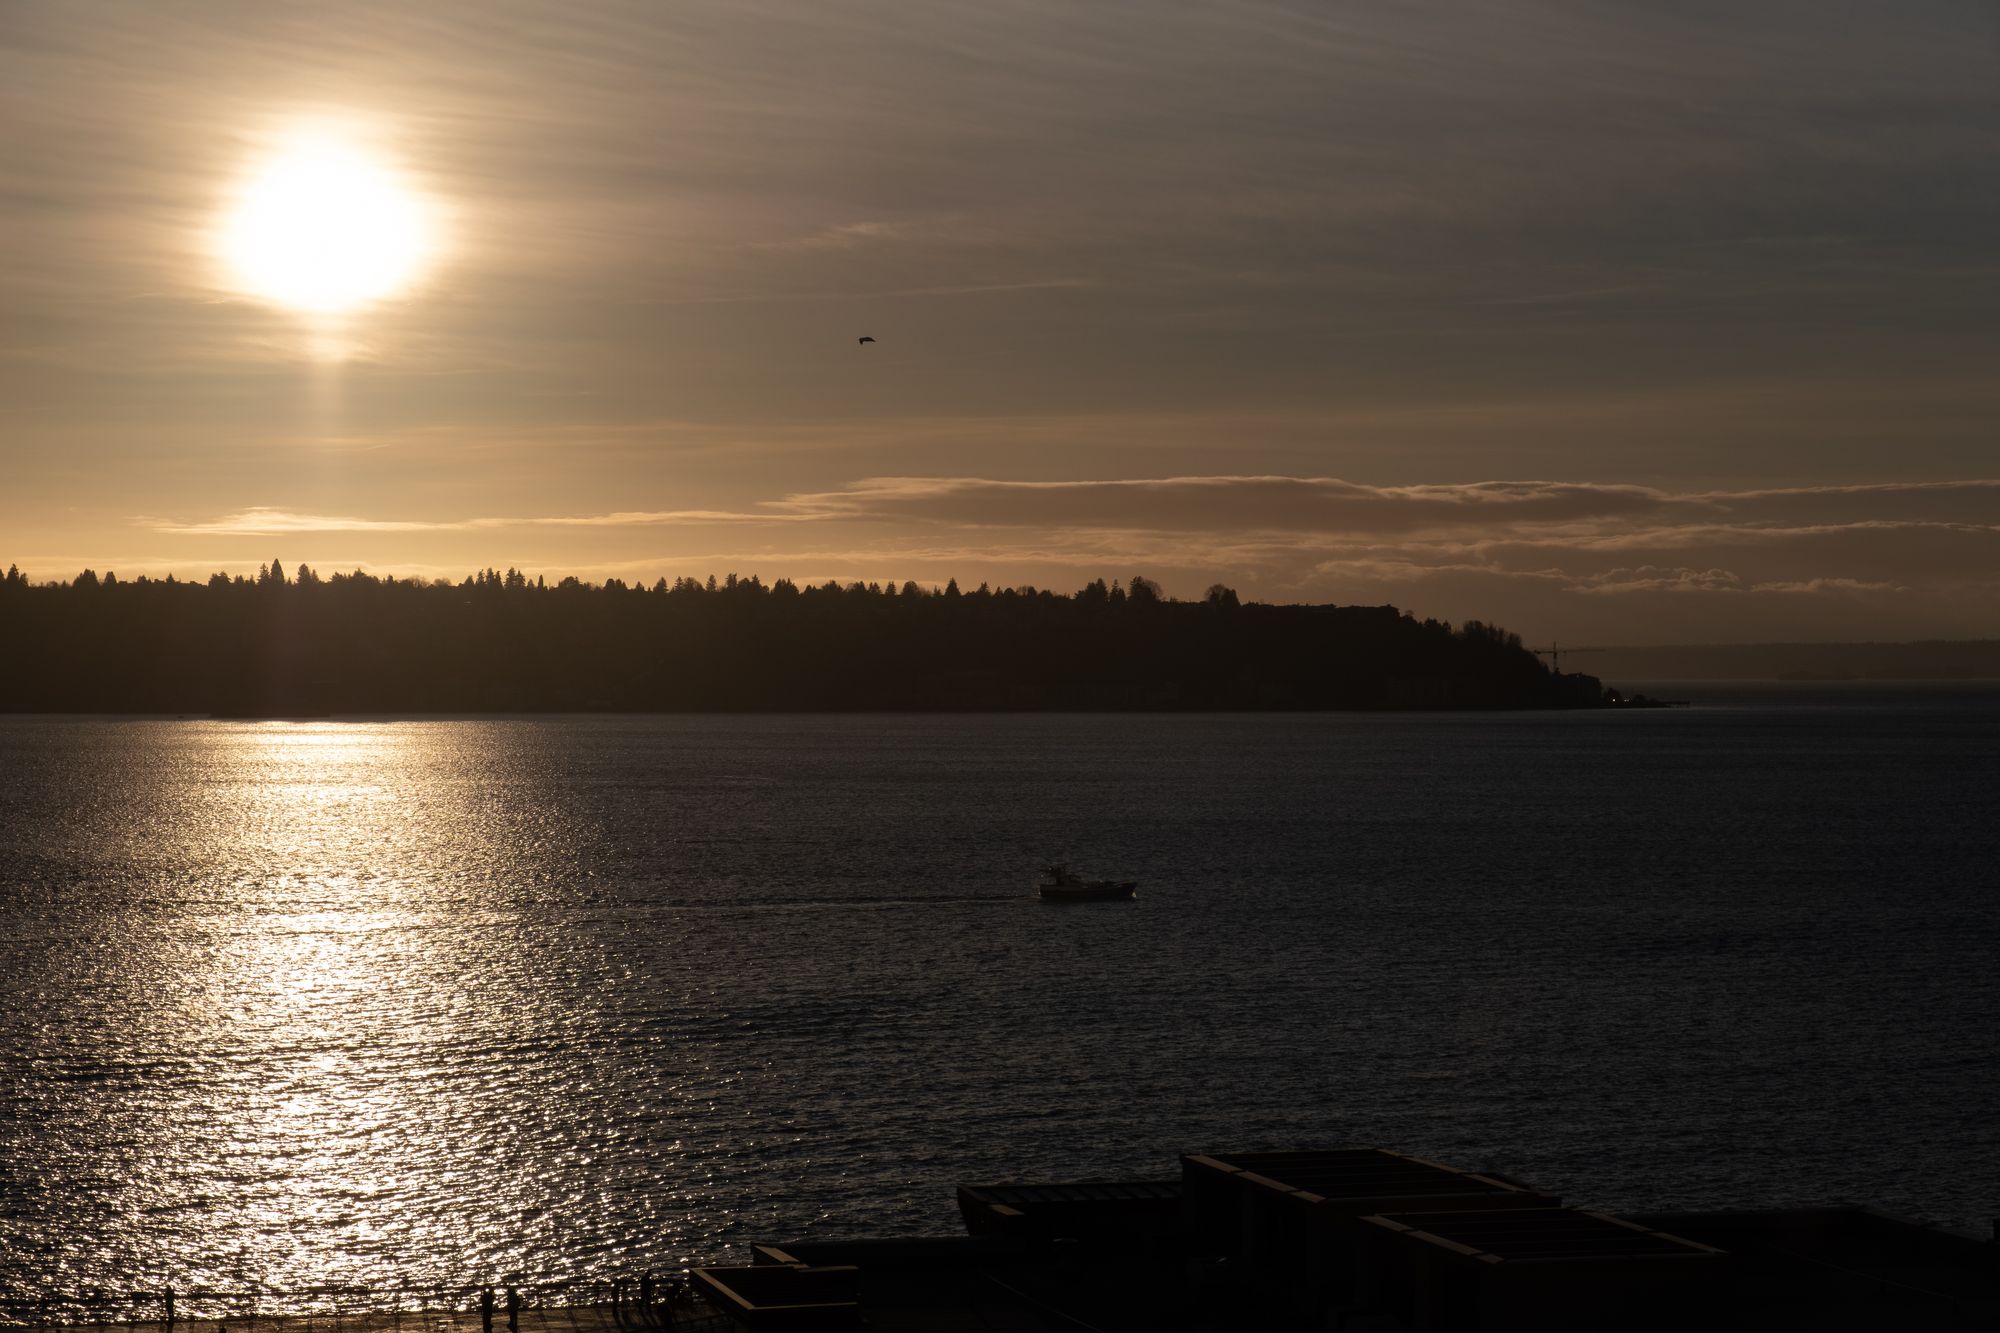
[{"xmin": 3, "ymin": 688, "xmax": 1998, "ymax": 1302}]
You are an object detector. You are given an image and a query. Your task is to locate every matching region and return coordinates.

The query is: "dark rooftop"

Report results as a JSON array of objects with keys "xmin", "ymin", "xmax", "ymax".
[
  {"xmin": 1188, "ymin": 1147, "xmax": 1529, "ymax": 1202},
  {"xmin": 1364, "ymin": 1207, "xmax": 1722, "ymax": 1265}
]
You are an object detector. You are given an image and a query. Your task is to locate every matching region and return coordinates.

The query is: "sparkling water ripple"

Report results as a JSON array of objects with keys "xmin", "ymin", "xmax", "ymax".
[{"xmin": 2, "ymin": 696, "xmax": 1996, "ymax": 1300}]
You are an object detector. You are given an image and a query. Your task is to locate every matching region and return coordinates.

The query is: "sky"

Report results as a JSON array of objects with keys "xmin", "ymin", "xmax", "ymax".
[{"xmin": 3, "ymin": 0, "xmax": 1996, "ymax": 644}]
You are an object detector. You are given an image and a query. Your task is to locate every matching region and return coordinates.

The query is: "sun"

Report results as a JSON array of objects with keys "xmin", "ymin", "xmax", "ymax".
[{"xmin": 220, "ymin": 128, "xmax": 437, "ymax": 315}]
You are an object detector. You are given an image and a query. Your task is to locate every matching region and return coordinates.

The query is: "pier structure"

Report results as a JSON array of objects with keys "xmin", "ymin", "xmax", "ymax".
[{"xmin": 702, "ymin": 1146, "xmax": 1994, "ymax": 1331}]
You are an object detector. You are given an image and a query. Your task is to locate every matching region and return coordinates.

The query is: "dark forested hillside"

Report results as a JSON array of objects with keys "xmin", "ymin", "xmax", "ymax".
[{"xmin": 0, "ymin": 564, "xmax": 1609, "ymax": 712}]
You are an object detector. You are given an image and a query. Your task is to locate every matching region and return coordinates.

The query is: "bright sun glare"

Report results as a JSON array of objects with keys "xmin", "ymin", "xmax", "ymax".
[{"xmin": 221, "ymin": 128, "xmax": 435, "ymax": 315}]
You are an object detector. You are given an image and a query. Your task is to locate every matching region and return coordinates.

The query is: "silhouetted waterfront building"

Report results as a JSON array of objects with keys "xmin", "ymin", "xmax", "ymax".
[{"xmin": 687, "ymin": 1144, "xmax": 1996, "ymax": 1332}]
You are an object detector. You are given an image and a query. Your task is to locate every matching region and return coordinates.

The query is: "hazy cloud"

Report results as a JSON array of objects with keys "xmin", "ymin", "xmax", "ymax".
[
  {"xmin": 773, "ymin": 476, "xmax": 1684, "ymax": 530},
  {"xmin": 130, "ymin": 472, "xmax": 2000, "ymax": 643},
  {"xmin": 766, "ymin": 474, "xmax": 2000, "ymax": 538},
  {"xmin": 145, "ymin": 507, "xmax": 794, "ymax": 536},
  {"xmin": 144, "ymin": 509, "xmax": 455, "ymax": 536},
  {"xmin": 6, "ymin": 1, "xmax": 1999, "ymax": 643}
]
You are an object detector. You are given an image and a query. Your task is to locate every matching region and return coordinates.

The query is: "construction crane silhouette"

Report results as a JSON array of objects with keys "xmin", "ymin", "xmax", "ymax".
[{"xmin": 1531, "ymin": 641, "xmax": 1606, "ymax": 675}]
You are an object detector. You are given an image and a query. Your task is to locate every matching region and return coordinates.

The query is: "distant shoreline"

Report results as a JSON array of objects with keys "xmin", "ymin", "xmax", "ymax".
[{"xmin": 0, "ymin": 574, "xmax": 1607, "ymax": 713}]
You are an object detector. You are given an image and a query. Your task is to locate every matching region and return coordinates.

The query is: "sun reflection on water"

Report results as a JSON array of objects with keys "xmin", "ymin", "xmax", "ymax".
[{"xmin": 13, "ymin": 721, "xmax": 684, "ymax": 1296}]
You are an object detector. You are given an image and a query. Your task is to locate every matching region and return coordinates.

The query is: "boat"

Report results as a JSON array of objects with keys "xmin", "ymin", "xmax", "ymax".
[{"xmin": 1038, "ymin": 865, "xmax": 1137, "ymax": 901}]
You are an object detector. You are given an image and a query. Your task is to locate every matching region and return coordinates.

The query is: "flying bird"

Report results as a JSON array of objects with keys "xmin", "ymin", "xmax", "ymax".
[{"xmin": 857, "ymin": 336, "xmax": 875, "ymax": 345}]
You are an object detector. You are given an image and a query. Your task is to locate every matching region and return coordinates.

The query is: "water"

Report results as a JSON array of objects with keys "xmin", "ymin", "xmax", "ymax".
[{"xmin": 3, "ymin": 690, "xmax": 1997, "ymax": 1301}]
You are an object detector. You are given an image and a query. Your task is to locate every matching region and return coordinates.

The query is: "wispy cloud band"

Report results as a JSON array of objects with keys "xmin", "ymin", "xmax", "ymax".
[{"xmin": 137, "ymin": 472, "xmax": 2000, "ymax": 639}]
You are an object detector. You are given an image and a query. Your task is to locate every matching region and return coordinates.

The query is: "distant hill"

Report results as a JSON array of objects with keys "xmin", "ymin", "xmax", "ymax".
[
  {"xmin": 1591, "ymin": 640, "xmax": 2000, "ymax": 681},
  {"xmin": 0, "ymin": 563, "xmax": 1616, "ymax": 713}
]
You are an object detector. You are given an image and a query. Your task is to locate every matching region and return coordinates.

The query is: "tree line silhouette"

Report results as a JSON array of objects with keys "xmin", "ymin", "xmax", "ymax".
[{"xmin": 0, "ymin": 562, "xmax": 1610, "ymax": 713}]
